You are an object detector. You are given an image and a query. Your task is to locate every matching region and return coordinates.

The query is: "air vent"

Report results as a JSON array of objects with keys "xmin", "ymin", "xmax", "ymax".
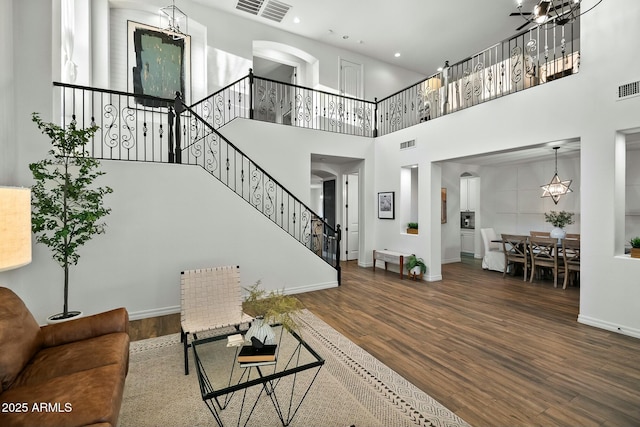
[
  {"xmin": 400, "ymin": 139, "xmax": 416, "ymax": 150},
  {"xmin": 236, "ymin": 0, "xmax": 264, "ymax": 15},
  {"xmin": 260, "ymin": 0, "xmax": 291, "ymax": 22},
  {"xmin": 618, "ymin": 81, "xmax": 640, "ymax": 100}
]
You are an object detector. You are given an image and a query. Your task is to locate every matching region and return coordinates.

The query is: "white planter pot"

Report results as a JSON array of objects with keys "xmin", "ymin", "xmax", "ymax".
[
  {"xmin": 47, "ymin": 310, "xmax": 83, "ymax": 324},
  {"xmin": 550, "ymin": 227, "xmax": 566, "ymax": 244}
]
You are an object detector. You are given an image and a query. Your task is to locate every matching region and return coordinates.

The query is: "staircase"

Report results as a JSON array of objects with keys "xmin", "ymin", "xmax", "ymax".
[{"xmin": 54, "ymin": 81, "xmax": 342, "ymax": 283}]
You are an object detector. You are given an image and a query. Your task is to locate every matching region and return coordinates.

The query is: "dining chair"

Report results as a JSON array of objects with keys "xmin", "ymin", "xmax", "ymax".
[
  {"xmin": 501, "ymin": 234, "xmax": 529, "ymax": 280},
  {"xmin": 481, "ymin": 228, "xmax": 506, "ymax": 272},
  {"xmin": 530, "ymin": 231, "xmax": 551, "ymax": 238},
  {"xmin": 180, "ymin": 265, "xmax": 253, "ymax": 375},
  {"xmin": 566, "ymin": 233, "xmax": 580, "ymax": 239},
  {"xmin": 529, "ymin": 236, "xmax": 564, "ymax": 287},
  {"xmin": 561, "ymin": 238, "xmax": 581, "ymax": 289}
]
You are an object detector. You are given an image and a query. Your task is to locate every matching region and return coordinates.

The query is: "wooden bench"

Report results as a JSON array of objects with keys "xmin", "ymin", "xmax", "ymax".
[{"xmin": 373, "ymin": 249, "xmax": 412, "ymax": 279}]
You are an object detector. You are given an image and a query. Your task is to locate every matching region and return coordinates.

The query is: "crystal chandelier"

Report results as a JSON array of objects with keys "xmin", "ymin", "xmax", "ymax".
[
  {"xmin": 515, "ymin": 0, "xmax": 603, "ymax": 27},
  {"xmin": 541, "ymin": 147, "xmax": 573, "ymax": 204},
  {"xmin": 160, "ymin": 0, "xmax": 188, "ymax": 40}
]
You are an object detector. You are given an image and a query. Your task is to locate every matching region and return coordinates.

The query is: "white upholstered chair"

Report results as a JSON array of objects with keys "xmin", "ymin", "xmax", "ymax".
[
  {"xmin": 180, "ymin": 265, "xmax": 253, "ymax": 375},
  {"xmin": 481, "ymin": 228, "xmax": 505, "ymax": 272}
]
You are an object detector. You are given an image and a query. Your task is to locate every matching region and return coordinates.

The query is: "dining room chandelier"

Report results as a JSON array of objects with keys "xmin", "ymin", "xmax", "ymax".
[
  {"xmin": 160, "ymin": 0, "xmax": 188, "ymax": 40},
  {"xmin": 515, "ymin": 0, "xmax": 603, "ymax": 27},
  {"xmin": 541, "ymin": 147, "xmax": 572, "ymax": 204}
]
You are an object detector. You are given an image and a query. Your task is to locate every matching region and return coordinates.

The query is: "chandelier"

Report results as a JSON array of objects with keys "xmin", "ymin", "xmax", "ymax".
[
  {"xmin": 541, "ymin": 147, "xmax": 572, "ymax": 204},
  {"xmin": 160, "ymin": 0, "xmax": 188, "ymax": 40},
  {"xmin": 515, "ymin": 0, "xmax": 603, "ymax": 27}
]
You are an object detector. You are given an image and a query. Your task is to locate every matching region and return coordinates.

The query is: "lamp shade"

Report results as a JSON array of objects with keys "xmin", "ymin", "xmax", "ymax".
[{"xmin": 0, "ymin": 187, "xmax": 32, "ymax": 272}]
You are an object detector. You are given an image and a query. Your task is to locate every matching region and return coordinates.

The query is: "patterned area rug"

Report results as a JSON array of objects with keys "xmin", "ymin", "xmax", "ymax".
[{"xmin": 119, "ymin": 310, "xmax": 470, "ymax": 427}]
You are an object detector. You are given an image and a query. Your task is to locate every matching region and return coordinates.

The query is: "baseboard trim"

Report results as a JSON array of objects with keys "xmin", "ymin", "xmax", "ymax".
[
  {"xmin": 578, "ymin": 314, "xmax": 640, "ymax": 339},
  {"xmin": 128, "ymin": 281, "xmax": 339, "ymax": 321},
  {"xmin": 442, "ymin": 257, "xmax": 462, "ymax": 264},
  {"xmin": 129, "ymin": 305, "xmax": 180, "ymax": 321}
]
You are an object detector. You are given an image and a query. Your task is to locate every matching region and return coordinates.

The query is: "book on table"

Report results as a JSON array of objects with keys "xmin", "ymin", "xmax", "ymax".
[{"xmin": 237, "ymin": 344, "xmax": 277, "ymax": 363}]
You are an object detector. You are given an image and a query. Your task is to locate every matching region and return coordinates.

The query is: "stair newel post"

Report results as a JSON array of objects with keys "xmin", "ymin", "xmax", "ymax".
[
  {"xmin": 168, "ymin": 106, "xmax": 175, "ymax": 164},
  {"xmin": 373, "ymin": 97, "xmax": 378, "ymax": 137},
  {"xmin": 336, "ymin": 224, "xmax": 342, "ymax": 285},
  {"xmin": 174, "ymin": 91, "xmax": 186, "ymax": 164},
  {"xmin": 249, "ymin": 68, "xmax": 254, "ymax": 120}
]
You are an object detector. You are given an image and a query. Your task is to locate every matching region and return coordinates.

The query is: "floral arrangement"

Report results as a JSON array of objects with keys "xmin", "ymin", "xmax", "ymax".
[{"xmin": 544, "ymin": 210, "xmax": 575, "ymax": 228}]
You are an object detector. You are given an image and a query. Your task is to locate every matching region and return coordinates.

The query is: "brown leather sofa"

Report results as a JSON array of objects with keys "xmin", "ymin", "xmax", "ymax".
[{"xmin": 0, "ymin": 287, "xmax": 130, "ymax": 427}]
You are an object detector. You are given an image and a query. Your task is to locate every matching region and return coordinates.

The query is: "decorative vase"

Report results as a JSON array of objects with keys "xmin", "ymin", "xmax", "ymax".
[
  {"xmin": 631, "ymin": 248, "xmax": 640, "ymax": 259},
  {"xmin": 47, "ymin": 310, "xmax": 83, "ymax": 324},
  {"xmin": 245, "ymin": 315, "xmax": 276, "ymax": 345},
  {"xmin": 550, "ymin": 227, "xmax": 566, "ymax": 243}
]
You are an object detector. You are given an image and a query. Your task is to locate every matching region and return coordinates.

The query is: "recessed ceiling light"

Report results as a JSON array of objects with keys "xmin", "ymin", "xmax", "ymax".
[
  {"xmin": 342, "ymin": 35, "xmax": 349, "ymax": 40},
  {"xmin": 394, "ymin": 52, "xmax": 401, "ymax": 58},
  {"xmin": 293, "ymin": 16, "xmax": 300, "ymax": 24},
  {"xmin": 437, "ymin": 66, "xmax": 443, "ymax": 72}
]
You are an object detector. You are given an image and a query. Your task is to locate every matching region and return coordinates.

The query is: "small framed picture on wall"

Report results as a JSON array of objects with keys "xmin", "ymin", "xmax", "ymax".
[{"xmin": 378, "ymin": 192, "xmax": 395, "ymax": 219}]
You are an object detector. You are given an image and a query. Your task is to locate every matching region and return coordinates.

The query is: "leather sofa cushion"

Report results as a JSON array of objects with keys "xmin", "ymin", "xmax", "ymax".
[
  {"xmin": 0, "ymin": 288, "xmax": 43, "ymax": 392},
  {"xmin": 11, "ymin": 332, "xmax": 129, "ymax": 389},
  {"xmin": 0, "ymin": 363, "xmax": 126, "ymax": 427}
]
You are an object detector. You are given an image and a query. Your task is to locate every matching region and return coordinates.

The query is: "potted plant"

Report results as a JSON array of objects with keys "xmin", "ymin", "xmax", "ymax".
[
  {"xmin": 29, "ymin": 113, "xmax": 113, "ymax": 322},
  {"xmin": 407, "ymin": 222, "xmax": 419, "ymax": 234},
  {"xmin": 242, "ymin": 281, "xmax": 304, "ymax": 344},
  {"xmin": 630, "ymin": 237, "xmax": 640, "ymax": 259},
  {"xmin": 544, "ymin": 210, "xmax": 575, "ymax": 241},
  {"xmin": 406, "ymin": 254, "xmax": 427, "ymax": 280}
]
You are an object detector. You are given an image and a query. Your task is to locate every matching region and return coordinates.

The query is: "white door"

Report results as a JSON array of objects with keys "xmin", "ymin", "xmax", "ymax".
[
  {"xmin": 339, "ymin": 59, "xmax": 363, "ymax": 99},
  {"xmin": 344, "ymin": 174, "xmax": 359, "ymax": 260}
]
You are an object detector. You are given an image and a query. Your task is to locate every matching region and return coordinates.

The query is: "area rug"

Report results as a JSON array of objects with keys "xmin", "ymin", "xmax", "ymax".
[{"xmin": 119, "ymin": 309, "xmax": 470, "ymax": 427}]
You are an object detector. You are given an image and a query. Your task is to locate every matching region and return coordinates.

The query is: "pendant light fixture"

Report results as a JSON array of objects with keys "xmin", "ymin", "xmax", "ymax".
[
  {"xmin": 160, "ymin": 0, "xmax": 188, "ymax": 40},
  {"xmin": 541, "ymin": 146, "xmax": 572, "ymax": 204}
]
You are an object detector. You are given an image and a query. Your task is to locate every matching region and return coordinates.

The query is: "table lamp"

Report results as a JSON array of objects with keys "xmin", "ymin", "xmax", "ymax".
[{"xmin": 0, "ymin": 186, "xmax": 32, "ymax": 272}]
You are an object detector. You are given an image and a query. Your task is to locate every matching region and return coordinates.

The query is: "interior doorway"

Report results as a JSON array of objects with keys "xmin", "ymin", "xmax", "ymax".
[
  {"xmin": 339, "ymin": 58, "xmax": 364, "ymax": 99},
  {"xmin": 323, "ymin": 179, "xmax": 336, "ymax": 237},
  {"xmin": 343, "ymin": 173, "xmax": 359, "ymax": 261}
]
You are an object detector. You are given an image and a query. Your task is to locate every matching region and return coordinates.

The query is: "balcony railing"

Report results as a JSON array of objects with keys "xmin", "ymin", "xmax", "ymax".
[
  {"xmin": 376, "ymin": 18, "xmax": 579, "ymax": 136},
  {"xmin": 190, "ymin": 71, "xmax": 376, "ymax": 137}
]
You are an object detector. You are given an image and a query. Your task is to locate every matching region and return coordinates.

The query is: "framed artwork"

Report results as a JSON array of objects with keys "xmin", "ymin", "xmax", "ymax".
[
  {"xmin": 127, "ymin": 21, "xmax": 191, "ymax": 107},
  {"xmin": 441, "ymin": 188, "xmax": 447, "ymax": 224},
  {"xmin": 378, "ymin": 192, "xmax": 395, "ymax": 219}
]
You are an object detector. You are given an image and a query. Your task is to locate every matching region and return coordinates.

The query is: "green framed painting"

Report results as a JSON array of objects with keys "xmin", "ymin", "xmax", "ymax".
[{"xmin": 127, "ymin": 21, "xmax": 191, "ymax": 107}]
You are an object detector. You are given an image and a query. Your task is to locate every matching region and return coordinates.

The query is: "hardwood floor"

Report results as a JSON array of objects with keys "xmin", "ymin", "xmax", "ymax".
[{"xmin": 295, "ymin": 258, "xmax": 640, "ymax": 427}]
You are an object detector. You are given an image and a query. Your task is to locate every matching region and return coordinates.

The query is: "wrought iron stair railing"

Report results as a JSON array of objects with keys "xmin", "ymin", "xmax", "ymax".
[
  {"xmin": 176, "ymin": 94, "xmax": 342, "ymax": 278},
  {"xmin": 53, "ymin": 82, "xmax": 342, "ymax": 283}
]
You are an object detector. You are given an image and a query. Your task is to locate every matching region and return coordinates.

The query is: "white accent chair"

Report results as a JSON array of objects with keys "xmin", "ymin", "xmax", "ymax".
[
  {"xmin": 180, "ymin": 265, "xmax": 253, "ymax": 375},
  {"xmin": 481, "ymin": 228, "xmax": 506, "ymax": 272}
]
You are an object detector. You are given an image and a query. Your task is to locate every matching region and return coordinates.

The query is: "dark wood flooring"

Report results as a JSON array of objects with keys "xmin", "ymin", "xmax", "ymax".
[{"xmin": 295, "ymin": 258, "xmax": 640, "ymax": 427}]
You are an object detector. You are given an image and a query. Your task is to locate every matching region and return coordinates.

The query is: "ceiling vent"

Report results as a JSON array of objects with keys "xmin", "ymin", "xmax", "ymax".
[
  {"xmin": 400, "ymin": 140, "xmax": 416, "ymax": 150},
  {"xmin": 236, "ymin": 0, "xmax": 264, "ymax": 15},
  {"xmin": 235, "ymin": 0, "xmax": 291, "ymax": 23},
  {"xmin": 261, "ymin": 0, "xmax": 291, "ymax": 22},
  {"xmin": 617, "ymin": 81, "xmax": 640, "ymax": 100}
]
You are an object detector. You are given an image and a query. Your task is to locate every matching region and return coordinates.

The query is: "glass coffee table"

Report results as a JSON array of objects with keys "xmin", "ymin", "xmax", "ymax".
[{"xmin": 192, "ymin": 324, "xmax": 324, "ymax": 427}]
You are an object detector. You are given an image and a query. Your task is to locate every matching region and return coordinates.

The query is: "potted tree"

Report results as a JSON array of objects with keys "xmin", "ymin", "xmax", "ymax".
[
  {"xmin": 242, "ymin": 281, "xmax": 304, "ymax": 345},
  {"xmin": 407, "ymin": 222, "xmax": 419, "ymax": 234},
  {"xmin": 29, "ymin": 113, "xmax": 113, "ymax": 322},
  {"xmin": 544, "ymin": 210, "xmax": 575, "ymax": 241},
  {"xmin": 630, "ymin": 237, "xmax": 640, "ymax": 259},
  {"xmin": 406, "ymin": 254, "xmax": 427, "ymax": 280}
]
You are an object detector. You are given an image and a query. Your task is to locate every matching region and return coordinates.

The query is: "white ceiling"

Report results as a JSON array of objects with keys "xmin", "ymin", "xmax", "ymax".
[{"xmin": 193, "ymin": 0, "xmax": 552, "ymax": 75}]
